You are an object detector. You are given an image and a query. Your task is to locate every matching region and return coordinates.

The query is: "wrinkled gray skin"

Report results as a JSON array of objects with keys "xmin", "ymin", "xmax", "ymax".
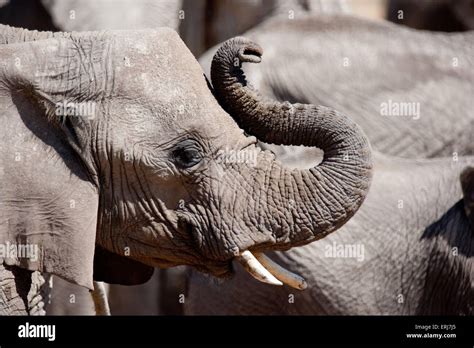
[
  {"xmin": 184, "ymin": 21, "xmax": 474, "ymax": 314},
  {"xmin": 186, "ymin": 154, "xmax": 474, "ymax": 315},
  {"xmin": 200, "ymin": 14, "xmax": 474, "ymax": 159},
  {"xmin": 0, "ymin": 264, "xmax": 52, "ymax": 315},
  {"xmin": 0, "ymin": 26, "xmax": 372, "ymax": 314}
]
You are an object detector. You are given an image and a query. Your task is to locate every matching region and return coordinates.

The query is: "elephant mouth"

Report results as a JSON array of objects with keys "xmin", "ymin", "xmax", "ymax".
[{"xmin": 182, "ymin": 219, "xmax": 307, "ymax": 290}]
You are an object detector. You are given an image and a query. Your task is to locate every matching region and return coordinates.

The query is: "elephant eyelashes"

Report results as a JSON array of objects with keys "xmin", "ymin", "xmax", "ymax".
[{"xmin": 171, "ymin": 140, "xmax": 203, "ymax": 169}]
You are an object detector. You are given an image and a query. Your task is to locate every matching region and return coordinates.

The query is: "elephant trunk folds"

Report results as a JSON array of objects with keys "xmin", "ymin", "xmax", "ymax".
[{"xmin": 211, "ymin": 37, "xmax": 373, "ymax": 249}]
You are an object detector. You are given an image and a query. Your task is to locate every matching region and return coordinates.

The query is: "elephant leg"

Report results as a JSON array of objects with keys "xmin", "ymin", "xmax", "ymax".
[{"xmin": 0, "ymin": 264, "xmax": 52, "ymax": 315}]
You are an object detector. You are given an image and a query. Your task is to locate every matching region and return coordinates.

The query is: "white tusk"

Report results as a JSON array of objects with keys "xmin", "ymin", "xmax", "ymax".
[
  {"xmin": 91, "ymin": 281, "xmax": 111, "ymax": 316},
  {"xmin": 236, "ymin": 250, "xmax": 283, "ymax": 286},
  {"xmin": 254, "ymin": 252, "xmax": 308, "ymax": 290}
]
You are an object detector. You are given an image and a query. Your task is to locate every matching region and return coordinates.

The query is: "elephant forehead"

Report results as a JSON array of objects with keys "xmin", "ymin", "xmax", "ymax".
[
  {"xmin": 112, "ymin": 29, "xmax": 208, "ymax": 99},
  {"xmin": 109, "ymin": 29, "xmax": 241, "ymax": 137}
]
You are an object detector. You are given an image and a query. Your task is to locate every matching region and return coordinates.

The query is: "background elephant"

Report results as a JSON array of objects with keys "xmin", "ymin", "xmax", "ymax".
[{"xmin": 0, "ymin": 27, "xmax": 372, "ymax": 313}]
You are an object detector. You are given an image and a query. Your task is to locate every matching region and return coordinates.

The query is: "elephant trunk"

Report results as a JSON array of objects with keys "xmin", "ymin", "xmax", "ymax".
[{"xmin": 211, "ymin": 37, "xmax": 373, "ymax": 248}]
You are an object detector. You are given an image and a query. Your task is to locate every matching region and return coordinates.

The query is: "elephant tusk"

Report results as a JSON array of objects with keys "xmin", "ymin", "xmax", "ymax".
[
  {"xmin": 254, "ymin": 252, "xmax": 307, "ymax": 290},
  {"xmin": 236, "ymin": 250, "xmax": 283, "ymax": 286},
  {"xmin": 91, "ymin": 281, "xmax": 111, "ymax": 316}
]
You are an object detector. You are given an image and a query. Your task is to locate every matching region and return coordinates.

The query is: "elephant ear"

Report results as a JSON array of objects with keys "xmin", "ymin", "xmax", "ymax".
[
  {"xmin": 0, "ymin": 35, "xmax": 108, "ymax": 290},
  {"xmin": 461, "ymin": 166, "xmax": 474, "ymax": 229}
]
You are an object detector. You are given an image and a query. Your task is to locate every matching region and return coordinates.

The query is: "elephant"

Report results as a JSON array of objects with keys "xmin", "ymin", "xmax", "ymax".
[
  {"xmin": 0, "ymin": 26, "xmax": 373, "ymax": 314},
  {"xmin": 184, "ymin": 37, "xmax": 474, "ymax": 315},
  {"xmin": 199, "ymin": 14, "xmax": 474, "ymax": 159}
]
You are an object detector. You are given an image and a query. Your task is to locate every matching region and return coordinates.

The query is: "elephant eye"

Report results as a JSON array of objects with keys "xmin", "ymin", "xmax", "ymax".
[{"xmin": 171, "ymin": 139, "xmax": 203, "ymax": 169}]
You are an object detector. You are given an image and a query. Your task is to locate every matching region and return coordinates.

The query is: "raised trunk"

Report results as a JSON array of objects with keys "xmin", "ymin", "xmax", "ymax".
[{"xmin": 211, "ymin": 37, "xmax": 373, "ymax": 247}]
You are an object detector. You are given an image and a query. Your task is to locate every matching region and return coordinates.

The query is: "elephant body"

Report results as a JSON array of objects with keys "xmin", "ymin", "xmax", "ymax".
[{"xmin": 186, "ymin": 154, "xmax": 474, "ymax": 314}]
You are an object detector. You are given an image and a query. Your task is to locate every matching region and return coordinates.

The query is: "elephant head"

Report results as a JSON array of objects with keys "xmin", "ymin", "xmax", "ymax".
[{"xmin": 0, "ymin": 26, "xmax": 372, "ymax": 290}]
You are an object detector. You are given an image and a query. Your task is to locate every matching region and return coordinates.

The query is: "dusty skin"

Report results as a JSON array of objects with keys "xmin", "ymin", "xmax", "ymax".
[{"xmin": 0, "ymin": 25, "xmax": 372, "ymax": 314}]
